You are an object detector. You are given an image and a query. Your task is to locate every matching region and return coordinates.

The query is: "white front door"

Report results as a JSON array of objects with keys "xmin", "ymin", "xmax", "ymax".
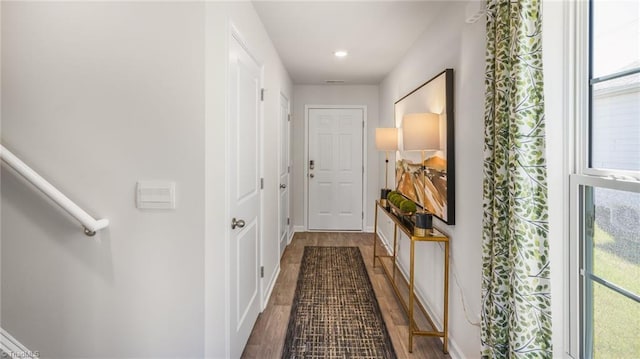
[
  {"xmin": 279, "ymin": 93, "xmax": 290, "ymax": 257},
  {"xmin": 228, "ymin": 33, "xmax": 261, "ymax": 359},
  {"xmin": 307, "ymin": 107, "xmax": 364, "ymax": 230}
]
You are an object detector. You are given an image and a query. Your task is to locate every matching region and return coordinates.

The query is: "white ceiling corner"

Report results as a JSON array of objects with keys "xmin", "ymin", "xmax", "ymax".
[{"xmin": 252, "ymin": 1, "xmax": 447, "ymax": 85}]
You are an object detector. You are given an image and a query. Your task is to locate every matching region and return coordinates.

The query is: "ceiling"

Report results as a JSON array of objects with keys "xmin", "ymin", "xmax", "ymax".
[{"xmin": 252, "ymin": 1, "xmax": 447, "ymax": 85}]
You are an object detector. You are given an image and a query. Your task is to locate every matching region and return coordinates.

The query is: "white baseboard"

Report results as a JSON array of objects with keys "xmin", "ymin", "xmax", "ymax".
[
  {"xmin": 447, "ymin": 340, "xmax": 465, "ymax": 359},
  {"xmin": 291, "ymin": 226, "xmax": 375, "ymax": 234},
  {"xmin": 287, "ymin": 229, "xmax": 295, "ymax": 244},
  {"xmin": 1, "ymin": 328, "xmax": 38, "ymax": 358},
  {"xmin": 262, "ymin": 265, "xmax": 280, "ymax": 311},
  {"xmin": 375, "ymin": 228, "xmax": 394, "ymax": 254}
]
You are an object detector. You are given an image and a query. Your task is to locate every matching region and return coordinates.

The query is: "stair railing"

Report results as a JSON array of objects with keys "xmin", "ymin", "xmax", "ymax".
[{"xmin": 0, "ymin": 145, "xmax": 109, "ymax": 236}]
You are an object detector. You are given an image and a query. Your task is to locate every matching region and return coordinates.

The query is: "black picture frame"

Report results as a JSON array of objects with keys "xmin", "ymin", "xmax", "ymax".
[{"xmin": 394, "ymin": 69, "xmax": 455, "ymax": 225}]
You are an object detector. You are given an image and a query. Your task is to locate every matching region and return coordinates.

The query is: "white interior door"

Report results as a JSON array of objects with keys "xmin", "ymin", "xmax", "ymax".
[
  {"xmin": 279, "ymin": 94, "xmax": 290, "ymax": 257},
  {"xmin": 228, "ymin": 33, "xmax": 261, "ymax": 359},
  {"xmin": 308, "ymin": 108, "xmax": 364, "ymax": 230}
]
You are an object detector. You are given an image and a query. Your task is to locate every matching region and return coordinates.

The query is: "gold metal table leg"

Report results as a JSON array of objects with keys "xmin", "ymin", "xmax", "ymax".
[
  {"xmin": 392, "ymin": 225, "xmax": 398, "ymax": 280},
  {"xmin": 409, "ymin": 239, "xmax": 415, "ymax": 353},
  {"xmin": 443, "ymin": 241, "xmax": 450, "ymax": 353},
  {"xmin": 373, "ymin": 203, "xmax": 378, "ymax": 267}
]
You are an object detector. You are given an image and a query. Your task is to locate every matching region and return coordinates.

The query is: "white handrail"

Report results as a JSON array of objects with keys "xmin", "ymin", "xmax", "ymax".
[
  {"xmin": 0, "ymin": 145, "xmax": 109, "ymax": 236},
  {"xmin": 1, "ymin": 327, "xmax": 38, "ymax": 359}
]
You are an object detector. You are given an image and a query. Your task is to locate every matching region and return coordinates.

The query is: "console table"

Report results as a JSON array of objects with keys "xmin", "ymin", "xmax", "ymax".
[{"xmin": 373, "ymin": 200, "xmax": 450, "ymax": 353}]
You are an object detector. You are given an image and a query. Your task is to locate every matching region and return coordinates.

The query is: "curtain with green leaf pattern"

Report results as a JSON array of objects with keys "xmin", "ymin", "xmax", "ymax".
[{"xmin": 481, "ymin": 0, "xmax": 552, "ymax": 357}]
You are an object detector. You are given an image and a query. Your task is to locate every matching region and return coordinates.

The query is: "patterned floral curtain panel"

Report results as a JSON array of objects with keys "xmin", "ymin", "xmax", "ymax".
[{"xmin": 481, "ymin": 0, "xmax": 552, "ymax": 358}]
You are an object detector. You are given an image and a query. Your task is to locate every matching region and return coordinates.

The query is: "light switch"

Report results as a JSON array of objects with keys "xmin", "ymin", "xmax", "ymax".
[{"xmin": 136, "ymin": 181, "xmax": 175, "ymax": 209}]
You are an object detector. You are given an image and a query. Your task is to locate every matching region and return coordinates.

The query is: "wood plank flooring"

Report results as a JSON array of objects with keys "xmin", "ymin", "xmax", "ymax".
[{"xmin": 241, "ymin": 232, "xmax": 451, "ymax": 359}]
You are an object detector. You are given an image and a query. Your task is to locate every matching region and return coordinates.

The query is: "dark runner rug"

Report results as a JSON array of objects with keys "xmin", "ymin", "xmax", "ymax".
[{"xmin": 282, "ymin": 246, "xmax": 397, "ymax": 358}]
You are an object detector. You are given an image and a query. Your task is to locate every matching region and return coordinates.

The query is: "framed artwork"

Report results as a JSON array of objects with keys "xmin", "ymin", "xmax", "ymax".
[{"xmin": 395, "ymin": 69, "xmax": 455, "ymax": 225}]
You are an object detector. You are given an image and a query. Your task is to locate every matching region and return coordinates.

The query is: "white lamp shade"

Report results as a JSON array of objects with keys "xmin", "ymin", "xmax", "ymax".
[
  {"xmin": 401, "ymin": 113, "xmax": 440, "ymax": 151},
  {"xmin": 375, "ymin": 128, "xmax": 398, "ymax": 151}
]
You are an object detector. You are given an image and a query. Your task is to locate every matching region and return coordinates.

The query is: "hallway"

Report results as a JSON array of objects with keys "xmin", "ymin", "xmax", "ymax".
[
  {"xmin": 2, "ymin": 1, "xmax": 576, "ymax": 357},
  {"xmin": 242, "ymin": 232, "xmax": 450, "ymax": 359}
]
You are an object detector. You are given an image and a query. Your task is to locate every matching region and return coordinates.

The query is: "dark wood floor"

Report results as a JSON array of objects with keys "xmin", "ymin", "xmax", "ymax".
[{"xmin": 241, "ymin": 232, "xmax": 450, "ymax": 359}]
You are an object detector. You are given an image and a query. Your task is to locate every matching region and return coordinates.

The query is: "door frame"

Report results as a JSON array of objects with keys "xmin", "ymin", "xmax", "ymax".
[
  {"xmin": 278, "ymin": 91, "xmax": 291, "ymax": 254},
  {"xmin": 303, "ymin": 105, "xmax": 368, "ymax": 231},
  {"xmin": 226, "ymin": 23, "xmax": 264, "ymax": 358}
]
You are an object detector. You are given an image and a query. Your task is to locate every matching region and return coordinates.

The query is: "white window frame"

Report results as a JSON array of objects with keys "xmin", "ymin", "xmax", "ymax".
[
  {"xmin": 577, "ymin": 1, "xmax": 640, "ymax": 181},
  {"xmin": 569, "ymin": 1, "xmax": 640, "ymax": 358},
  {"xmin": 569, "ymin": 175, "xmax": 640, "ymax": 358}
]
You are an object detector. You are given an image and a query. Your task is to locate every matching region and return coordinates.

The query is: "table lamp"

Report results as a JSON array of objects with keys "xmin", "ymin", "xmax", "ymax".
[
  {"xmin": 401, "ymin": 113, "xmax": 440, "ymax": 235},
  {"xmin": 375, "ymin": 127, "xmax": 398, "ymax": 207}
]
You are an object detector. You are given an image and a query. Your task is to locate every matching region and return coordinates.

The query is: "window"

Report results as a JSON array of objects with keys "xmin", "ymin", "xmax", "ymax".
[
  {"xmin": 573, "ymin": 1, "xmax": 640, "ymax": 358},
  {"xmin": 589, "ymin": 0, "xmax": 640, "ymax": 173}
]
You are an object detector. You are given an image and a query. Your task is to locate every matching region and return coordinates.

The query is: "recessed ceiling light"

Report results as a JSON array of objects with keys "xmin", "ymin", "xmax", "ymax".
[{"xmin": 334, "ymin": 50, "xmax": 348, "ymax": 58}]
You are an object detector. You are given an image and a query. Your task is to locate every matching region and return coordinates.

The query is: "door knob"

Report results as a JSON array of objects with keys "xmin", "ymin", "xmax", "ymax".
[
  {"xmin": 231, "ymin": 218, "xmax": 245, "ymax": 230},
  {"xmin": 309, "ymin": 173, "xmax": 314, "ymax": 178},
  {"xmin": 280, "ymin": 183, "xmax": 287, "ymax": 189}
]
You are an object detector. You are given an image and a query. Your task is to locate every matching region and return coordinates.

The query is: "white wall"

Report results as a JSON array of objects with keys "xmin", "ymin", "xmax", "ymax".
[
  {"xmin": 378, "ymin": 2, "xmax": 485, "ymax": 358},
  {"xmin": 0, "ymin": 0, "xmax": 3, "ymax": 329},
  {"xmin": 542, "ymin": 1, "xmax": 569, "ymax": 357},
  {"xmin": 1, "ymin": 2, "xmax": 292, "ymax": 358},
  {"xmin": 291, "ymin": 85, "xmax": 379, "ymax": 231},
  {"xmin": 204, "ymin": 2, "xmax": 292, "ymax": 357},
  {"xmin": 1, "ymin": 2, "xmax": 206, "ymax": 357}
]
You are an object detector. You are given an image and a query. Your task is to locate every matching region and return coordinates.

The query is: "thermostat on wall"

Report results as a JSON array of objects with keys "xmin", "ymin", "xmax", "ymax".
[{"xmin": 136, "ymin": 181, "xmax": 176, "ymax": 209}]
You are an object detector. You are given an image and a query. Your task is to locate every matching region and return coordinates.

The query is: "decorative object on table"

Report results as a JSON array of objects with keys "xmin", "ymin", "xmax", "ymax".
[
  {"xmin": 387, "ymin": 190, "xmax": 417, "ymax": 217},
  {"xmin": 414, "ymin": 212, "xmax": 433, "ymax": 236},
  {"xmin": 395, "ymin": 69, "xmax": 455, "ymax": 224},
  {"xmin": 282, "ymin": 246, "xmax": 397, "ymax": 359},
  {"xmin": 387, "ymin": 191, "xmax": 401, "ymax": 212},
  {"xmin": 380, "ymin": 188, "xmax": 391, "ymax": 209},
  {"xmin": 402, "ymin": 112, "xmax": 440, "ymax": 234},
  {"xmin": 375, "ymin": 127, "xmax": 398, "ymax": 209}
]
